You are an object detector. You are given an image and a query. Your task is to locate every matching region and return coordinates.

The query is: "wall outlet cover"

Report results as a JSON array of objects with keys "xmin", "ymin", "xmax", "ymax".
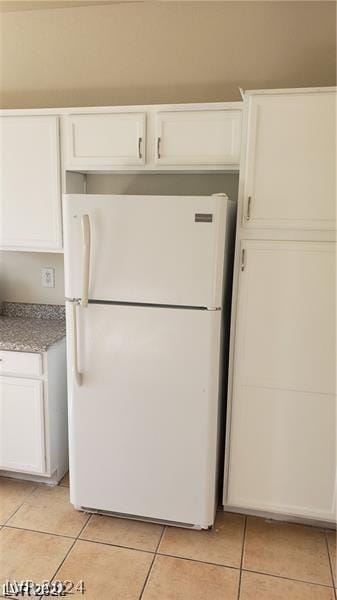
[{"xmin": 41, "ymin": 268, "xmax": 55, "ymax": 288}]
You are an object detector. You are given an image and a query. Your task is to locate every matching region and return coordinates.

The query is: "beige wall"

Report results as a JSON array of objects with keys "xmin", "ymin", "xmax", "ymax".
[
  {"xmin": 0, "ymin": 251, "xmax": 65, "ymax": 304},
  {"xmin": 86, "ymin": 173, "xmax": 239, "ymax": 199},
  {"xmin": 0, "ymin": 2, "xmax": 335, "ymax": 108},
  {"xmin": 0, "ymin": 1, "xmax": 335, "ymax": 304}
]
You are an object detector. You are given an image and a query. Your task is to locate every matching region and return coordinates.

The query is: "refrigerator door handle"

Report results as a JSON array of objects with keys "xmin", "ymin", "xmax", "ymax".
[
  {"xmin": 81, "ymin": 214, "xmax": 91, "ymax": 308},
  {"xmin": 70, "ymin": 301, "xmax": 83, "ymax": 386}
]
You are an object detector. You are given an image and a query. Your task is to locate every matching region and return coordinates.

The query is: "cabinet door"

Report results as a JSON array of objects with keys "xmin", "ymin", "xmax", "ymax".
[
  {"xmin": 0, "ymin": 376, "xmax": 46, "ymax": 474},
  {"xmin": 0, "ymin": 116, "xmax": 62, "ymax": 251},
  {"xmin": 242, "ymin": 92, "xmax": 336, "ymax": 230},
  {"xmin": 66, "ymin": 113, "xmax": 146, "ymax": 168},
  {"xmin": 227, "ymin": 241, "xmax": 336, "ymax": 521},
  {"xmin": 155, "ymin": 110, "xmax": 242, "ymax": 166}
]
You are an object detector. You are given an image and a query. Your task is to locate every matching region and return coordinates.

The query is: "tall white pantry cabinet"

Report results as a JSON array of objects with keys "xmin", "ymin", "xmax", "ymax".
[{"xmin": 224, "ymin": 88, "xmax": 336, "ymax": 524}]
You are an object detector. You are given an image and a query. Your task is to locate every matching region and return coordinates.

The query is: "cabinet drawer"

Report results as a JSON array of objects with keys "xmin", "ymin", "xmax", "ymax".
[{"xmin": 0, "ymin": 351, "xmax": 42, "ymax": 377}]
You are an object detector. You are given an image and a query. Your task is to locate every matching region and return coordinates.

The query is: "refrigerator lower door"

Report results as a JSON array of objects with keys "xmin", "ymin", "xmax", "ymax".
[{"xmin": 66, "ymin": 302, "xmax": 222, "ymax": 528}]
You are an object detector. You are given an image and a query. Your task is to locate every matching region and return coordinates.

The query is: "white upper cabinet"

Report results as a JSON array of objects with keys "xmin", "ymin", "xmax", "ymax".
[
  {"xmin": 65, "ymin": 112, "xmax": 146, "ymax": 168},
  {"xmin": 63, "ymin": 105, "xmax": 242, "ymax": 171},
  {"xmin": 155, "ymin": 110, "xmax": 242, "ymax": 167},
  {"xmin": 242, "ymin": 90, "xmax": 336, "ymax": 230},
  {"xmin": 0, "ymin": 115, "xmax": 62, "ymax": 251}
]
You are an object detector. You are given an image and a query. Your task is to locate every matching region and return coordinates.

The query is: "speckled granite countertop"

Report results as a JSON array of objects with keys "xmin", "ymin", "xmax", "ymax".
[{"xmin": 0, "ymin": 302, "xmax": 66, "ymax": 353}]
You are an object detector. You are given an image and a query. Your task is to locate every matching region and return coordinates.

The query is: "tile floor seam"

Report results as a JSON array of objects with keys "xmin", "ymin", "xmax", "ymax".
[
  {"xmin": 0, "ymin": 519, "xmax": 92, "ymax": 600},
  {"xmin": 241, "ymin": 567, "xmax": 335, "ymax": 589},
  {"xmin": 156, "ymin": 551, "xmax": 242, "ymax": 571},
  {"xmin": 76, "ymin": 512, "xmax": 92, "ymax": 539},
  {"xmin": 155, "ymin": 524, "xmax": 166, "ymax": 555},
  {"xmin": 46, "ymin": 511, "xmax": 93, "ymax": 598},
  {"xmin": 38, "ymin": 515, "xmax": 91, "ymax": 600},
  {"xmin": 2, "ymin": 483, "xmax": 38, "ymax": 527},
  {"xmin": 69, "ymin": 536, "xmax": 157, "ymax": 555},
  {"xmin": 324, "ymin": 529, "xmax": 337, "ymax": 593},
  {"xmin": 2, "ymin": 523, "xmax": 79, "ymax": 540},
  {"xmin": 155, "ymin": 525, "xmax": 166, "ymax": 555},
  {"xmin": 237, "ymin": 515, "xmax": 247, "ymax": 600},
  {"xmin": 138, "ymin": 526, "xmax": 166, "ymax": 600}
]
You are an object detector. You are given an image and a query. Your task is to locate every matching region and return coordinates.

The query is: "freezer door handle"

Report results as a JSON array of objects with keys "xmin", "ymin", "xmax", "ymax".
[
  {"xmin": 81, "ymin": 214, "xmax": 91, "ymax": 308},
  {"xmin": 70, "ymin": 301, "xmax": 82, "ymax": 386}
]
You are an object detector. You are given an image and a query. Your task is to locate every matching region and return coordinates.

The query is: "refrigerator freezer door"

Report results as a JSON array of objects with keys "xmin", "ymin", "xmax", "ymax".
[
  {"xmin": 66, "ymin": 302, "xmax": 222, "ymax": 528},
  {"xmin": 63, "ymin": 194, "xmax": 228, "ymax": 308}
]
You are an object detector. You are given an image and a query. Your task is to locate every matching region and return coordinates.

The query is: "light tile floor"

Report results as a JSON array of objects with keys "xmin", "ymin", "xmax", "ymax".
[{"xmin": 0, "ymin": 474, "xmax": 336, "ymax": 599}]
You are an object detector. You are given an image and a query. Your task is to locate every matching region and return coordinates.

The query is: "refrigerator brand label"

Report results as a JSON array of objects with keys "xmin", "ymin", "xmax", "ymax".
[{"xmin": 195, "ymin": 214, "xmax": 213, "ymax": 223}]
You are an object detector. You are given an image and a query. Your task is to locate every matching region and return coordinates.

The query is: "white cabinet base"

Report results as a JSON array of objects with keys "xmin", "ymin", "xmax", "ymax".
[
  {"xmin": 0, "ymin": 377, "xmax": 45, "ymax": 474},
  {"xmin": 222, "ymin": 505, "xmax": 337, "ymax": 529},
  {"xmin": 0, "ymin": 340, "xmax": 68, "ymax": 484},
  {"xmin": 224, "ymin": 240, "xmax": 336, "ymax": 525}
]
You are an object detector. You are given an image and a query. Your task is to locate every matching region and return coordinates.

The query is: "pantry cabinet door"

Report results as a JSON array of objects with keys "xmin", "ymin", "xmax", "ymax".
[
  {"xmin": 155, "ymin": 110, "xmax": 242, "ymax": 167},
  {"xmin": 227, "ymin": 241, "xmax": 336, "ymax": 521},
  {"xmin": 0, "ymin": 376, "xmax": 46, "ymax": 474},
  {"xmin": 242, "ymin": 92, "xmax": 336, "ymax": 230},
  {"xmin": 0, "ymin": 116, "xmax": 62, "ymax": 251},
  {"xmin": 66, "ymin": 113, "xmax": 146, "ymax": 168}
]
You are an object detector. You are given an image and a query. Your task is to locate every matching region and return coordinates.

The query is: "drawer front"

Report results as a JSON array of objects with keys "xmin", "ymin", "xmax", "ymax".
[{"xmin": 0, "ymin": 351, "xmax": 42, "ymax": 377}]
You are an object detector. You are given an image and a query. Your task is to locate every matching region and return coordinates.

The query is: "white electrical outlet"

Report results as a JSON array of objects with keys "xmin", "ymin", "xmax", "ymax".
[{"xmin": 41, "ymin": 268, "xmax": 55, "ymax": 288}]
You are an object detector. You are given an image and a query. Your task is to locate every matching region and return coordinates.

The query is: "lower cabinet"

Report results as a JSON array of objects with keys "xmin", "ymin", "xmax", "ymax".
[
  {"xmin": 226, "ymin": 240, "xmax": 336, "ymax": 522},
  {"xmin": 0, "ymin": 377, "xmax": 45, "ymax": 474},
  {"xmin": 0, "ymin": 342, "xmax": 68, "ymax": 483}
]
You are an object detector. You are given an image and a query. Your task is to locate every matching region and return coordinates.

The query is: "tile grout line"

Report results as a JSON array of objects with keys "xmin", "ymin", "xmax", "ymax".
[
  {"xmin": 3, "ymin": 520, "xmax": 162, "ymax": 557},
  {"xmin": 156, "ymin": 551, "xmax": 241, "ymax": 571},
  {"xmin": 324, "ymin": 529, "xmax": 337, "ymax": 599},
  {"xmin": 2, "ymin": 483, "xmax": 39, "ymax": 527},
  {"xmin": 138, "ymin": 525, "xmax": 166, "ymax": 600},
  {"xmin": 2, "ymin": 519, "xmax": 336, "ymax": 592},
  {"xmin": 150, "ymin": 550, "xmax": 336, "ymax": 590},
  {"xmin": 2, "ymin": 484, "xmax": 335, "ymax": 598},
  {"xmin": 237, "ymin": 515, "xmax": 247, "ymax": 600},
  {"xmin": 39, "ymin": 512, "xmax": 93, "ymax": 600},
  {"xmin": 73, "ymin": 533, "xmax": 156, "ymax": 555},
  {"xmin": 241, "ymin": 567, "xmax": 335, "ymax": 590},
  {"xmin": 2, "ymin": 523, "xmax": 85, "ymax": 540}
]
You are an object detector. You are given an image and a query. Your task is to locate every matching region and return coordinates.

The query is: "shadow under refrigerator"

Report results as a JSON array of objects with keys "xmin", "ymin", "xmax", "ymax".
[{"xmin": 63, "ymin": 193, "xmax": 235, "ymax": 529}]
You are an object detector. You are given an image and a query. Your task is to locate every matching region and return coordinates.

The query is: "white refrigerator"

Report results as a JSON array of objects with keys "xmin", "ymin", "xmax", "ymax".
[{"xmin": 63, "ymin": 193, "xmax": 235, "ymax": 529}]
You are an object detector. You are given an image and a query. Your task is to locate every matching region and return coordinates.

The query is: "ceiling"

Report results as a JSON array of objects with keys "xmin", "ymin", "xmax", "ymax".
[
  {"xmin": 0, "ymin": 0, "xmax": 332, "ymax": 12},
  {"xmin": 0, "ymin": 0, "xmax": 139, "ymax": 12}
]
